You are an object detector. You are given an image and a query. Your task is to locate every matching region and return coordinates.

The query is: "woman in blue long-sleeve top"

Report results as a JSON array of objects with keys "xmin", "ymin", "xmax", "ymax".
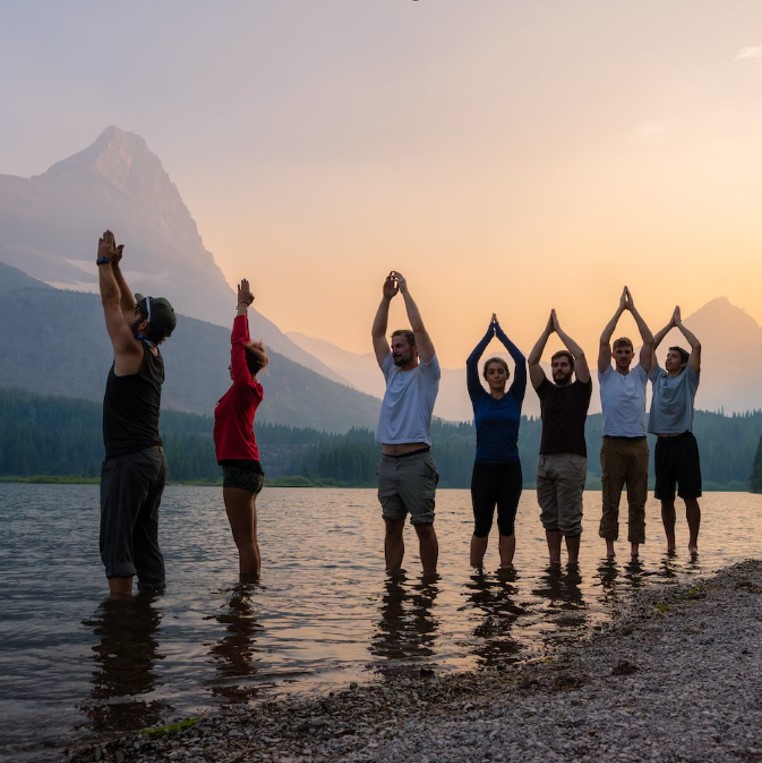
[{"xmin": 466, "ymin": 313, "xmax": 527, "ymax": 569}]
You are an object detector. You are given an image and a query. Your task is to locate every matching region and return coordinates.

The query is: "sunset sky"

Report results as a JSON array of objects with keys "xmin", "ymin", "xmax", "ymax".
[{"xmin": 2, "ymin": 1, "xmax": 762, "ymax": 366}]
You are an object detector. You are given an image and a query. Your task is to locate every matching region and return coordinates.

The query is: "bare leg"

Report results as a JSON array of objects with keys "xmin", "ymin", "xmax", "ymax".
[
  {"xmin": 546, "ymin": 529, "xmax": 562, "ymax": 567},
  {"xmin": 498, "ymin": 534, "xmax": 516, "ymax": 568},
  {"xmin": 224, "ymin": 487, "xmax": 261, "ymax": 580},
  {"xmin": 661, "ymin": 500, "xmax": 677, "ymax": 553},
  {"xmin": 685, "ymin": 498, "xmax": 701, "ymax": 554},
  {"xmin": 565, "ymin": 534, "xmax": 581, "ymax": 567},
  {"xmin": 470, "ymin": 535, "xmax": 488, "ymax": 569},
  {"xmin": 630, "ymin": 542, "xmax": 640, "ymax": 559},
  {"xmin": 384, "ymin": 518, "xmax": 406, "ymax": 573},
  {"xmin": 108, "ymin": 576, "xmax": 133, "ymax": 598},
  {"xmin": 605, "ymin": 539, "xmax": 616, "ymax": 559},
  {"xmin": 415, "ymin": 522, "xmax": 438, "ymax": 576}
]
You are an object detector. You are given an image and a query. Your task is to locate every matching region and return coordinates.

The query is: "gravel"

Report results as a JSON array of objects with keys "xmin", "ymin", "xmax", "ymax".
[{"xmin": 64, "ymin": 559, "xmax": 762, "ymax": 763}]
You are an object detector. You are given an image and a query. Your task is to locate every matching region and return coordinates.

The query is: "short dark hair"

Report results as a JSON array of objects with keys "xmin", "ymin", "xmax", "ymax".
[
  {"xmin": 669, "ymin": 345, "xmax": 689, "ymax": 365},
  {"xmin": 613, "ymin": 337, "xmax": 634, "ymax": 351},
  {"xmin": 551, "ymin": 350, "xmax": 575, "ymax": 369},
  {"xmin": 391, "ymin": 329, "xmax": 416, "ymax": 347}
]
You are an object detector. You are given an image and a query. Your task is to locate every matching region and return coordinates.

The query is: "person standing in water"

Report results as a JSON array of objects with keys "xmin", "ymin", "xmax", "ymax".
[
  {"xmin": 97, "ymin": 229, "xmax": 177, "ymax": 597},
  {"xmin": 372, "ymin": 271, "xmax": 441, "ymax": 577},
  {"xmin": 214, "ymin": 279, "xmax": 269, "ymax": 583},
  {"xmin": 597, "ymin": 287, "xmax": 653, "ymax": 560},
  {"xmin": 648, "ymin": 306, "xmax": 702, "ymax": 556},
  {"xmin": 466, "ymin": 313, "xmax": 526, "ymax": 570},
  {"xmin": 528, "ymin": 310, "xmax": 592, "ymax": 568}
]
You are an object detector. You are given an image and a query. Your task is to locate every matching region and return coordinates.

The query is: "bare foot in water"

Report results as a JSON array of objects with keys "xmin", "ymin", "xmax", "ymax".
[
  {"xmin": 606, "ymin": 540, "xmax": 616, "ymax": 560},
  {"xmin": 688, "ymin": 544, "xmax": 698, "ymax": 557},
  {"xmin": 631, "ymin": 543, "xmax": 640, "ymax": 560}
]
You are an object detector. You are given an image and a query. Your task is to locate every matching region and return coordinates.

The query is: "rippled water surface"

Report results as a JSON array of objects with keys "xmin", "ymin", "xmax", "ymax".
[{"xmin": 1, "ymin": 484, "xmax": 760, "ymax": 760}]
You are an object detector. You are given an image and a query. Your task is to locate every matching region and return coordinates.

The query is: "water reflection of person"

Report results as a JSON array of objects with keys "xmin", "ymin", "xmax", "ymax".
[
  {"xmin": 82, "ymin": 591, "xmax": 167, "ymax": 734},
  {"xmin": 208, "ymin": 584, "xmax": 263, "ymax": 703},
  {"xmin": 595, "ymin": 557, "xmax": 645, "ymax": 605},
  {"xmin": 462, "ymin": 570, "xmax": 525, "ymax": 668},
  {"xmin": 531, "ymin": 567, "xmax": 588, "ymax": 655},
  {"xmin": 369, "ymin": 574, "xmax": 439, "ymax": 677}
]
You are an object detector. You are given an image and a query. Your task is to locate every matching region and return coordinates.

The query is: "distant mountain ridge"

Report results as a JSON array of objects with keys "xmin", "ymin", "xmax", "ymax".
[
  {"xmin": 0, "ymin": 262, "xmax": 379, "ymax": 433},
  {"xmin": 2, "ymin": 129, "xmax": 760, "ymax": 425},
  {"xmin": 0, "ymin": 126, "xmax": 347, "ymax": 385}
]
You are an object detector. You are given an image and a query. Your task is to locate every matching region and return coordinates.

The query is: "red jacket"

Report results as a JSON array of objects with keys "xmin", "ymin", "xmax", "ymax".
[{"xmin": 213, "ymin": 314, "xmax": 263, "ymax": 462}]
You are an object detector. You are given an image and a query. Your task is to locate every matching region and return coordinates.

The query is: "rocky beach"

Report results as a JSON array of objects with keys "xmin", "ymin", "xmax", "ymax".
[{"xmin": 64, "ymin": 558, "xmax": 762, "ymax": 763}]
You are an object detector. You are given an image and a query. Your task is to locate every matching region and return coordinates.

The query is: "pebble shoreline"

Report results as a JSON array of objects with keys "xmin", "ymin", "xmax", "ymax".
[{"xmin": 65, "ymin": 559, "xmax": 762, "ymax": 763}]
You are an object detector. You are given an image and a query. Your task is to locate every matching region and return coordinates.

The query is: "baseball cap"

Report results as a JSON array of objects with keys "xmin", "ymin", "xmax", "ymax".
[{"xmin": 135, "ymin": 293, "xmax": 177, "ymax": 337}]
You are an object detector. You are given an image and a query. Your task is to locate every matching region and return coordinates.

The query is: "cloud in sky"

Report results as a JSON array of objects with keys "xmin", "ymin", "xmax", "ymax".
[{"xmin": 735, "ymin": 46, "xmax": 762, "ymax": 60}]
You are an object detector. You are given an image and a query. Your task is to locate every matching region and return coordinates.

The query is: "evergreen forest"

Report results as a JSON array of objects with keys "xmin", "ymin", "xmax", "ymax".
[{"xmin": 1, "ymin": 387, "xmax": 761, "ymax": 491}]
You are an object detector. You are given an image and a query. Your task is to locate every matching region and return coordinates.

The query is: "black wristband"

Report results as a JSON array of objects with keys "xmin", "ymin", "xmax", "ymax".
[{"xmin": 96, "ymin": 256, "xmax": 111, "ymax": 265}]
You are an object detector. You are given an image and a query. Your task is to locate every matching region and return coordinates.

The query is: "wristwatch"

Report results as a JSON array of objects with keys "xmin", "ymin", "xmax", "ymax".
[{"xmin": 96, "ymin": 256, "xmax": 111, "ymax": 265}]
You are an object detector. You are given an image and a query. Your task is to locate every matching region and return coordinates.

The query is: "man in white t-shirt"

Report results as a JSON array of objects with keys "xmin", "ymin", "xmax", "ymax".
[
  {"xmin": 371, "ymin": 271, "xmax": 441, "ymax": 576},
  {"xmin": 597, "ymin": 287, "xmax": 654, "ymax": 560}
]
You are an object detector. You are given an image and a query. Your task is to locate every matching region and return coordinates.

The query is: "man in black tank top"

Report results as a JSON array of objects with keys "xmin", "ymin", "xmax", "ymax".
[{"xmin": 96, "ymin": 230, "xmax": 177, "ymax": 597}]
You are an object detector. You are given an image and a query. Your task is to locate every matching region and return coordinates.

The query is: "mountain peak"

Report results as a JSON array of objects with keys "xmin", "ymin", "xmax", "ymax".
[
  {"xmin": 690, "ymin": 297, "xmax": 760, "ymax": 332},
  {"xmin": 41, "ymin": 125, "xmax": 167, "ymax": 195}
]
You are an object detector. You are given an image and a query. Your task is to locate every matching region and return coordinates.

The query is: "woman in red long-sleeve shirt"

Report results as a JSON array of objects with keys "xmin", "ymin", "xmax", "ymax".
[{"xmin": 213, "ymin": 278, "xmax": 268, "ymax": 582}]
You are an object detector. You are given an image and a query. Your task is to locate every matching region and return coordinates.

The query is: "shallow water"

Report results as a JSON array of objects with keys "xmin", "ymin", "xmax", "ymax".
[{"xmin": 0, "ymin": 484, "xmax": 760, "ymax": 761}]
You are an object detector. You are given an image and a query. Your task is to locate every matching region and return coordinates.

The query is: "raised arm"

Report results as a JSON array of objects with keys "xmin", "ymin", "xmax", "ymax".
[
  {"xmin": 598, "ymin": 288, "xmax": 626, "ymax": 373},
  {"xmin": 652, "ymin": 315, "xmax": 674, "ymax": 351},
  {"xmin": 229, "ymin": 279, "xmax": 255, "ymax": 385},
  {"xmin": 553, "ymin": 310, "xmax": 590, "ymax": 383},
  {"xmin": 371, "ymin": 272, "xmax": 397, "ymax": 366},
  {"xmin": 674, "ymin": 306, "xmax": 701, "ymax": 372},
  {"xmin": 466, "ymin": 316, "xmax": 495, "ymax": 400},
  {"xmin": 624, "ymin": 287, "xmax": 654, "ymax": 372},
  {"xmin": 237, "ymin": 278, "xmax": 254, "ymax": 318},
  {"xmin": 108, "ymin": 241, "xmax": 136, "ymax": 314},
  {"xmin": 494, "ymin": 317, "xmax": 527, "ymax": 401},
  {"xmin": 527, "ymin": 312, "xmax": 554, "ymax": 390},
  {"xmin": 395, "ymin": 272, "xmax": 436, "ymax": 363},
  {"xmin": 97, "ymin": 230, "xmax": 142, "ymax": 373}
]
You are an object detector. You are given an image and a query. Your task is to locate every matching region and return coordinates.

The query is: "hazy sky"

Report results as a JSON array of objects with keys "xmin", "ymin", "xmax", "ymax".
[{"xmin": 2, "ymin": 1, "xmax": 762, "ymax": 366}]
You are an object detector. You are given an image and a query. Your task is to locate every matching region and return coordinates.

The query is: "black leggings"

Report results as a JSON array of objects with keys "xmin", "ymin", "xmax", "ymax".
[{"xmin": 470, "ymin": 460, "xmax": 522, "ymax": 538}]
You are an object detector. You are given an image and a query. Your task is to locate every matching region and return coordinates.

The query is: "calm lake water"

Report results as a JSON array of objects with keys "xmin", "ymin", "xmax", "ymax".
[{"xmin": 1, "ymin": 483, "xmax": 760, "ymax": 761}]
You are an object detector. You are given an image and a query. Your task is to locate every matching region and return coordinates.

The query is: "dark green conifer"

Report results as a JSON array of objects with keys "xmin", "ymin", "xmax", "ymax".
[{"xmin": 750, "ymin": 436, "xmax": 762, "ymax": 493}]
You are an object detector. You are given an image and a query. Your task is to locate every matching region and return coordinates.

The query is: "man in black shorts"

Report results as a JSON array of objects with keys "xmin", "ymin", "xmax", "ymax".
[
  {"xmin": 97, "ymin": 230, "xmax": 176, "ymax": 597},
  {"xmin": 648, "ymin": 306, "xmax": 702, "ymax": 555}
]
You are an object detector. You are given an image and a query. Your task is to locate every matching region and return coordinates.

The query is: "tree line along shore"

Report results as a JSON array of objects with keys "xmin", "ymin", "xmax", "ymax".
[{"xmin": 1, "ymin": 387, "xmax": 761, "ymax": 491}]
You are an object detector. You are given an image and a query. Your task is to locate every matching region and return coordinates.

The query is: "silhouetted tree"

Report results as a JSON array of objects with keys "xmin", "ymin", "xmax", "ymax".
[{"xmin": 750, "ymin": 436, "xmax": 762, "ymax": 493}]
